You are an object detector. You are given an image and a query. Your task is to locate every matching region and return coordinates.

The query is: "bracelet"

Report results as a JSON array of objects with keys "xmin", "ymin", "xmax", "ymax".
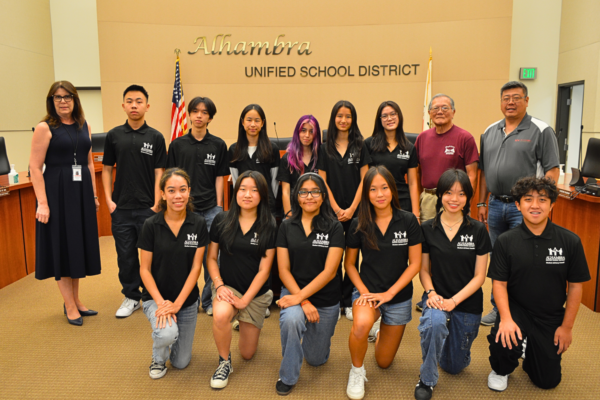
[
  {"xmin": 215, "ymin": 284, "xmax": 225, "ymax": 291},
  {"xmin": 301, "ymin": 300, "xmax": 311, "ymax": 306},
  {"xmin": 94, "ymin": 196, "xmax": 98, "ymax": 199},
  {"xmin": 477, "ymin": 203, "xmax": 487, "ymax": 207},
  {"xmin": 213, "ymin": 276, "xmax": 223, "ymax": 282},
  {"xmin": 335, "ymin": 209, "xmax": 341, "ymax": 215},
  {"xmin": 451, "ymin": 297, "xmax": 457, "ymax": 306}
]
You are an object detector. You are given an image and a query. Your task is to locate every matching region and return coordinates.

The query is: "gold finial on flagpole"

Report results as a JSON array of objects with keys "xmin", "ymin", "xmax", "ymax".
[{"xmin": 174, "ymin": 48, "xmax": 181, "ymax": 58}]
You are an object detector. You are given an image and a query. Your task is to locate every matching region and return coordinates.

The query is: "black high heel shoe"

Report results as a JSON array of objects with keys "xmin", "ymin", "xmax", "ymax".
[{"xmin": 63, "ymin": 304, "xmax": 83, "ymax": 326}]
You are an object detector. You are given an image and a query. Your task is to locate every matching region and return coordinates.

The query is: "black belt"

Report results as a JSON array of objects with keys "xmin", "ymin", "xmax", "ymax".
[{"xmin": 493, "ymin": 194, "xmax": 515, "ymax": 203}]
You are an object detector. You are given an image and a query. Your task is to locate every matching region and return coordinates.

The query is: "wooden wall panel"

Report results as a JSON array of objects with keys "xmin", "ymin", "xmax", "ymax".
[
  {"xmin": 0, "ymin": 191, "xmax": 27, "ymax": 288},
  {"xmin": 19, "ymin": 187, "xmax": 37, "ymax": 275}
]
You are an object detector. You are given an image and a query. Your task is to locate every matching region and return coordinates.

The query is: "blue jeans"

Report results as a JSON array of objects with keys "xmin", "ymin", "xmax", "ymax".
[
  {"xmin": 487, "ymin": 196, "xmax": 523, "ymax": 311},
  {"xmin": 143, "ymin": 299, "xmax": 199, "ymax": 368},
  {"xmin": 417, "ymin": 295, "xmax": 481, "ymax": 387},
  {"xmin": 278, "ymin": 288, "xmax": 339, "ymax": 386},
  {"xmin": 194, "ymin": 205, "xmax": 222, "ymax": 310},
  {"xmin": 111, "ymin": 207, "xmax": 156, "ymax": 300}
]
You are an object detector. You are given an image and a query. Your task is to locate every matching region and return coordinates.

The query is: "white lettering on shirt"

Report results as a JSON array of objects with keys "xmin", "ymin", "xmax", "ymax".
[
  {"xmin": 348, "ymin": 152, "xmax": 360, "ymax": 164},
  {"xmin": 205, "ymin": 153, "xmax": 216, "ymax": 165},
  {"xmin": 312, "ymin": 233, "xmax": 330, "ymax": 248},
  {"xmin": 251, "ymin": 232, "xmax": 259, "ymax": 245},
  {"xmin": 184, "ymin": 233, "xmax": 198, "ymax": 248},
  {"xmin": 392, "ymin": 231, "xmax": 408, "ymax": 246},
  {"xmin": 444, "ymin": 146, "xmax": 455, "ymax": 155},
  {"xmin": 141, "ymin": 142, "xmax": 154, "ymax": 156},
  {"xmin": 457, "ymin": 234, "xmax": 475, "ymax": 250},
  {"xmin": 546, "ymin": 247, "xmax": 565, "ymax": 264}
]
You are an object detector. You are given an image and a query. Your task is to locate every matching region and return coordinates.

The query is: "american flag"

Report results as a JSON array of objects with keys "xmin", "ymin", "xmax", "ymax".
[{"xmin": 170, "ymin": 56, "xmax": 188, "ymax": 141}]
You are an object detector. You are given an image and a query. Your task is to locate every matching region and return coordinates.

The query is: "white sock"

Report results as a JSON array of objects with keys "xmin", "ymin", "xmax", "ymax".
[{"xmin": 351, "ymin": 364, "xmax": 365, "ymax": 373}]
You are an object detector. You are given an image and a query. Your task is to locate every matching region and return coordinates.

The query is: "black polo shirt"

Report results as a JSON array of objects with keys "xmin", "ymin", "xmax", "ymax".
[
  {"xmin": 210, "ymin": 211, "xmax": 276, "ymax": 296},
  {"xmin": 316, "ymin": 145, "xmax": 371, "ymax": 210},
  {"xmin": 365, "ymin": 137, "xmax": 418, "ymax": 203},
  {"xmin": 421, "ymin": 216, "xmax": 492, "ymax": 314},
  {"xmin": 167, "ymin": 131, "xmax": 229, "ymax": 211},
  {"xmin": 276, "ymin": 152, "xmax": 318, "ymax": 191},
  {"xmin": 103, "ymin": 121, "xmax": 167, "ymax": 209},
  {"xmin": 346, "ymin": 209, "xmax": 423, "ymax": 304},
  {"xmin": 277, "ymin": 218, "xmax": 344, "ymax": 307},
  {"xmin": 488, "ymin": 221, "xmax": 590, "ymax": 325},
  {"xmin": 137, "ymin": 211, "xmax": 209, "ymax": 308},
  {"xmin": 229, "ymin": 142, "xmax": 280, "ymax": 212}
]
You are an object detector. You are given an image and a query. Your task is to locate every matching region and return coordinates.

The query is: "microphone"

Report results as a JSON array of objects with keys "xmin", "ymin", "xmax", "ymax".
[{"xmin": 273, "ymin": 121, "xmax": 281, "ymax": 144}]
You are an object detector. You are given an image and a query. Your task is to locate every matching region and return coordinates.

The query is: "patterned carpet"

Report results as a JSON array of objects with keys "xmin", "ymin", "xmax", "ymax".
[{"xmin": 1, "ymin": 236, "xmax": 599, "ymax": 399}]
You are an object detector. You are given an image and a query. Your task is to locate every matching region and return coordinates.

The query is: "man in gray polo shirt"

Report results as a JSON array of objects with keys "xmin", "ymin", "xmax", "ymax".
[{"xmin": 478, "ymin": 81, "xmax": 560, "ymax": 325}]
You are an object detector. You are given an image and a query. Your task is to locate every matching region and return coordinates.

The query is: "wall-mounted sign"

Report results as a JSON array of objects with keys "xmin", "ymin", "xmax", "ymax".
[
  {"xmin": 519, "ymin": 67, "xmax": 537, "ymax": 80},
  {"xmin": 188, "ymin": 34, "xmax": 311, "ymax": 56}
]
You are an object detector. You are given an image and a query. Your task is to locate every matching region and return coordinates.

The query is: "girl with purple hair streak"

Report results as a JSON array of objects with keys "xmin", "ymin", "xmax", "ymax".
[{"xmin": 276, "ymin": 115, "xmax": 322, "ymax": 218}]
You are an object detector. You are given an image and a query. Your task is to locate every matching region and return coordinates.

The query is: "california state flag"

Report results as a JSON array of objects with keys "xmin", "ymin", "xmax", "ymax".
[{"xmin": 422, "ymin": 48, "xmax": 432, "ymax": 132}]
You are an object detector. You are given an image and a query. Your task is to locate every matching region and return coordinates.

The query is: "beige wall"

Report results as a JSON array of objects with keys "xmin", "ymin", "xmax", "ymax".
[
  {"xmin": 509, "ymin": 0, "xmax": 562, "ymax": 126},
  {"xmin": 558, "ymin": 0, "xmax": 600, "ymax": 161},
  {"xmin": 0, "ymin": 0, "xmax": 55, "ymax": 171},
  {"xmin": 97, "ymin": 1, "xmax": 513, "ymax": 148}
]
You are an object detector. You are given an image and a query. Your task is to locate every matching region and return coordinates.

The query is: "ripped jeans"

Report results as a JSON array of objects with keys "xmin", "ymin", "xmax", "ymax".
[{"xmin": 417, "ymin": 294, "xmax": 482, "ymax": 387}]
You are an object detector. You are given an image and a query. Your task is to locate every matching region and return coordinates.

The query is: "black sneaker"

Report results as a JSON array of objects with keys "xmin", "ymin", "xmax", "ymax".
[
  {"xmin": 210, "ymin": 354, "xmax": 233, "ymax": 389},
  {"xmin": 414, "ymin": 379, "xmax": 433, "ymax": 400},
  {"xmin": 276, "ymin": 379, "xmax": 294, "ymax": 396}
]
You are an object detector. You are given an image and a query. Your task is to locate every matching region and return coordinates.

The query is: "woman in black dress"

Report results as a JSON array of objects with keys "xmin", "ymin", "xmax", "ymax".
[{"xmin": 29, "ymin": 81, "xmax": 101, "ymax": 326}]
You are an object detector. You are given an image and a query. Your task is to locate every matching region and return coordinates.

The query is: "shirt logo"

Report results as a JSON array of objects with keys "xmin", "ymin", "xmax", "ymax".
[
  {"xmin": 251, "ymin": 232, "xmax": 259, "ymax": 245},
  {"xmin": 312, "ymin": 232, "xmax": 330, "ymax": 248},
  {"xmin": 348, "ymin": 152, "xmax": 360, "ymax": 164},
  {"xmin": 397, "ymin": 150, "xmax": 410, "ymax": 160},
  {"xmin": 457, "ymin": 234, "xmax": 475, "ymax": 250},
  {"xmin": 546, "ymin": 247, "xmax": 565, "ymax": 264},
  {"xmin": 205, "ymin": 153, "xmax": 216, "ymax": 166},
  {"xmin": 184, "ymin": 233, "xmax": 198, "ymax": 248},
  {"xmin": 141, "ymin": 142, "xmax": 153, "ymax": 156},
  {"xmin": 392, "ymin": 231, "xmax": 408, "ymax": 246},
  {"xmin": 444, "ymin": 146, "xmax": 455, "ymax": 155}
]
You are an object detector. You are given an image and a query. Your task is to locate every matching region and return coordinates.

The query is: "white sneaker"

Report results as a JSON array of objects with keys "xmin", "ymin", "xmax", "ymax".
[
  {"xmin": 232, "ymin": 319, "xmax": 239, "ymax": 331},
  {"xmin": 206, "ymin": 306, "xmax": 213, "ymax": 316},
  {"xmin": 149, "ymin": 360, "xmax": 167, "ymax": 379},
  {"xmin": 368, "ymin": 318, "xmax": 381, "ymax": 343},
  {"xmin": 345, "ymin": 307, "xmax": 354, "ymax": 321},
  {"xmin": 338, "ymin": 309, "xmax": 341, "ymax": 321},
  {"xmin": 116, "ymin": 297, "xmax": 140, "ymax": 318},
  {"xmin": 265, "ymin": 307, "xmax": 271, "ymax": 318},
  {"xmin": 488, "ymin": 370, "xmax": 509, "ymax": 391},
  {"xmin": 346, "ymin": 365, "xmax": 367, "ymax": 399}
]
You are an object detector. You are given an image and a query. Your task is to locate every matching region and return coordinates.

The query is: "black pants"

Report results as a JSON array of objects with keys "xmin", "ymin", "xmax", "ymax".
[
  {"xmin": 487, "ymin": 301, "xmax": 563, "ymax": 389},
  {"xmin": 111, "ymin": 207, "xmax": 155, "ymax": 301},
  {"xmin": 340, "ymin": 219, "xmax": 359, "ymax": 308}
]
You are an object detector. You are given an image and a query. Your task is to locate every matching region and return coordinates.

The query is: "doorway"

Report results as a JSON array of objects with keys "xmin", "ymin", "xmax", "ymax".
[{"xmin": 555, "ymin": 81, "xmax": 585, "ymax": 172}]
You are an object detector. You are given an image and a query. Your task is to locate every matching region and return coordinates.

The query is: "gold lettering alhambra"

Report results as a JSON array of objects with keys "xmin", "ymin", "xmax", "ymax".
[{"xmin": 188, "ymin": 34, "xmax": 311, "ymax": 56}]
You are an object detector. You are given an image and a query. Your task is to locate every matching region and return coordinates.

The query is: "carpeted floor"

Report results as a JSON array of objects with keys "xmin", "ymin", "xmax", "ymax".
[{"xmin": 2, "ymin": 236, "xmax": 599, "ymax": 399}]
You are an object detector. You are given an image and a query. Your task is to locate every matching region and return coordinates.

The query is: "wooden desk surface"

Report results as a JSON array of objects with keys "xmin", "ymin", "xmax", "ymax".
[{"xmin": 556, "ymin": 182, "xmax": 600, "ymax": 204}]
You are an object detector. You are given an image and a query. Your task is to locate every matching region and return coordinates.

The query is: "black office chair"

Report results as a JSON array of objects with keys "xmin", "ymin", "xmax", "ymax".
[
  {"xmin": 0, "ymin": 137, "xmax": 10, "ymax": 175},
  {"xmin": 270, "ymin": 137, "xmax": 292, "ymax": 150},
  {"xmin": 92, "ymin": 132, "xmax": 108, "ymax": 152},
  {"xmin": 581, "ymin": 138, "xmax": 600, "ymax": 184},
  {"xmin": 405, "ymin": 133, "xmax": 418, "ymax": 145}
]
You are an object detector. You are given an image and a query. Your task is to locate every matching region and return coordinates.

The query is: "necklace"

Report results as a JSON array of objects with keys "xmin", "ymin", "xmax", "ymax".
[{"xmin": 441, "ymin": 216, "xmax": 463, "ymax": 231}]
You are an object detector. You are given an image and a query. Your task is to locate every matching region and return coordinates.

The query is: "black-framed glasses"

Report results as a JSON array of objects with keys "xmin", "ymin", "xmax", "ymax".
[
  {"xmin": 298, "ymin": 189, "xmax": 322, "ymax": 198},
  {"xmin": 52, "ymin": 95, "xmax": 74, "ymax": 103}
]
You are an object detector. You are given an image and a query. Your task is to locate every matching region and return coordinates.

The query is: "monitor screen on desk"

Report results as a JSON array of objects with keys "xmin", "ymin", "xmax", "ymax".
[{"xmin": 581, "ymin": 138, "xmax": 600, "ymax": 180}]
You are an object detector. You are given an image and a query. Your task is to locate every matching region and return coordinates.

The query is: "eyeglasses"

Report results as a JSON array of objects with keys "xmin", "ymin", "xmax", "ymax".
[
  {"xmin": 380, "ymin": 112, "xmax": 398, "ymax": 120},
  {"xmin": 298, "ymin": 189, "xmax": 322, "ymax": 198},
  {"xmin": 501, "ymin": 95, "xmax": 525, "ymax": 103},
  {"xmin": 52, "ymin": 95, "xmax": 74, "ymax": 103},
  {"xmin": 430, "ymin": 106, "xmax": 451, "ymax": 113}
]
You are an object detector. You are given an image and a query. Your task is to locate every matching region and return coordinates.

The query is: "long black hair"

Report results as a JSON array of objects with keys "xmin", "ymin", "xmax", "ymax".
[
  {"xmin": 432, "ymin": 169, "xmax": 473, "ymax": 228},
  {"xmin": 370, "ymin": 101, "xmax": 409, "ymax": 153},
  {"xmin": 217, "ymin": 170, "xmax": 276, "ymax": 256},
  {"xmin": 356, "ymin": 166, "xmax": 401, "ymax": 250},
  {"xmin": 325, "ymin": 100, "xmax": 364, "ymax": 161},
  {"xmin": 231, "ymin": 104, "xmax": 274, "ymax": 164},
  {"xmin": 289, "ymin": 173, "xmax": 337, "ymax": 232}
]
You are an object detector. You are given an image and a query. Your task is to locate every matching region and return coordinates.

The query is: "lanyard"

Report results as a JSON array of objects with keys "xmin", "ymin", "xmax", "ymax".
[{"xmin": 65, "ymin": 124, "xmax": 80, "ymax": 166}]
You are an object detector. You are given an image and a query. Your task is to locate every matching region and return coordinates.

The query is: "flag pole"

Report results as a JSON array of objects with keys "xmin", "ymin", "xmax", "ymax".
[{"xmin": 422, "ymin": 47, "xmax": 433, "ymax": 132}]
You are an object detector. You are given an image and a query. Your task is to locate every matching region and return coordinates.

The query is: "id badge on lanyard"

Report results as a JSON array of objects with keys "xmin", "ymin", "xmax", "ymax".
[{"xmin": 72, "ymin": 164, "xmax": 82, "ymax": 181}]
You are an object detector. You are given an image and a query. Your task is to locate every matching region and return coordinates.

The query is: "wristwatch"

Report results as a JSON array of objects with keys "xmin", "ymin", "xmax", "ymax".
[{"xmin": 425, "ymin": 289, "xmax": 436, "ymax": 295}]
